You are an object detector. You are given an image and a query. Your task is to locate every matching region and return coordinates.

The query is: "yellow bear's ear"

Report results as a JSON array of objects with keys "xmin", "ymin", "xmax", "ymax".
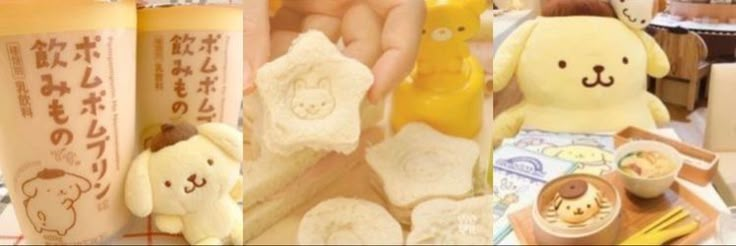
[
  {"xmin": 198, "ymin": 123, "xmax": 243, "ymax": 163},
  {"xmin": 125, "ymin": 150, "xmax": 153, "ymax": 217},
  {"xmin": 636, "ymin": 30, "xmax": 671, "ymax": 78},
  {"xmin": 463, "ymin": 0, "xmax": 489, "ymax": 15},
  {"xmin": 493, "ymin": 20, "xmax": 538, "ymax": 92}
]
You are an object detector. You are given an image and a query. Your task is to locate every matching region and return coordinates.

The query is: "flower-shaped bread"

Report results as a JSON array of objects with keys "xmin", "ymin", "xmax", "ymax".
[
  {"xmin": 407, "ymin": 195, "xmax": 492, "ymax": 245},
  {"xmin": 298, "ymin": 198, "xmax": 403, "ymax": 245},
  {"xmin": 366, "ymin": 123, "xmax": 479, "ymax": 209},
  {"xmin": 256, "ymin": 30, "xmax": 373, "ymax": 155}
]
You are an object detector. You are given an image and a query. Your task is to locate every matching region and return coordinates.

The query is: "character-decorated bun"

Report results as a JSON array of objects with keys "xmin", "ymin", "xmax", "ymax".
[{"xmin": 553, "ymin": 179, "xmax": 602, "ymax": 224}]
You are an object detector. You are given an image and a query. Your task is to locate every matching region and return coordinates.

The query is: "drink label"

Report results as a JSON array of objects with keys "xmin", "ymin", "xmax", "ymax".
[
  {"xmin": 137, "ymin": 30, "xmax": 242, "ymax": 147},
  {"xmin": 0, "ymin": 29, "xmax": 136, "ymax": 244}
]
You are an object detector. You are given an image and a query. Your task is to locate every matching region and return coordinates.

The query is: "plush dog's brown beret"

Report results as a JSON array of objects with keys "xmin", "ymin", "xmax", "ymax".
[
  {"xmin": 542, "ymin": 0, "xmax": 616, "ymax": 18},
  {"xmin": 150, "ymin": 122, "xmax": 198, "ymax": 152}
]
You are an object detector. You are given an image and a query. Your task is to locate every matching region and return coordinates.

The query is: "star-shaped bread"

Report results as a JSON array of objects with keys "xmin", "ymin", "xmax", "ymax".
[
  {"xmin": 256, "ymin": 30, "xmax": 373, "ymax": 155},
  {"xmin": 366, "ymin": 123, "xmax": 479, "ymax": 209}
]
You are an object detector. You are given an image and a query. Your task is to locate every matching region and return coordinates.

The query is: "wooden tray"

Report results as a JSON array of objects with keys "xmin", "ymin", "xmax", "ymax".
[{"xmin": 508, "ymin": 173, "xmax": 719, "ymax": 245}]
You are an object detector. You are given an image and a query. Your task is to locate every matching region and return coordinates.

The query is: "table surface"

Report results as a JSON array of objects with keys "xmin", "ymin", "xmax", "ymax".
[
  {"xmin": 651, "ymin": 13, "xmax": 736, "ymax": 35},
  {"xmin": 497, "ymin": 128, "xmax": 730, "ymax": 245}
]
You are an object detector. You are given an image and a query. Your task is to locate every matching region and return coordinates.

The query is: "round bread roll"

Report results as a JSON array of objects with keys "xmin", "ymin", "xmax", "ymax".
[{"xmin": 298, "ymin": 198, "xmax": 403, "ymax": 245}]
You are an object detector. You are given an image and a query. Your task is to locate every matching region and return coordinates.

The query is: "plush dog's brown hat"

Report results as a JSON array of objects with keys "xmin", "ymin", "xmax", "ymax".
[
  {"xmin": 150, "ymin": 122, "xmax": 198, "ymax": 152},
  {"xmin": 542, "ymin": 0, "xmax": 616, "ymax": 18}
]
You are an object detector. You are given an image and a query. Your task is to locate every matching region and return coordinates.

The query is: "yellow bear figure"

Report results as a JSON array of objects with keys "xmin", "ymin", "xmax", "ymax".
[
  {"xmin": 492, "ymin": 16, "xmax": 671, "ymax": 146},
  {"xmin": 391, "ymin": 0, "xmax": 487, "ymax": 138}
]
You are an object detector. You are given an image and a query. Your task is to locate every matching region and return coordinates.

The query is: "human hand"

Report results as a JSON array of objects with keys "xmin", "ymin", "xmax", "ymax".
[{"xmin": 244, "ymin": 0, "xmax": 425, "ymax": 103}]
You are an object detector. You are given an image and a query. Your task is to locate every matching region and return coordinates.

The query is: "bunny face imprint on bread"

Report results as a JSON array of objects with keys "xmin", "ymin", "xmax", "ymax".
[
  {"xmin": 21, "ymin": 168, "xmax": 91, "ymax": 236},
  {"xmin": 125, "ymin": 122, "xmax": 243, "ymax": 245},
  {"xmin": 290, "ymin": 77, "xmax": 335, "ymax": 120}
]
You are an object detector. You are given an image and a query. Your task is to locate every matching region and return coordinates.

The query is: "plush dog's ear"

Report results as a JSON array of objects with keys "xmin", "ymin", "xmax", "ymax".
[
  {"xmin": 21, "ymin": 178, "xmax": 39, "ymax": 198},
  {"xmin": 125, "ymin": 150, "xmax": 153, "ymax": 217},
  {"xmin": 636, "ymin": 30, "xmax": 671, "ymax": 78},
  {"xmin": 198, "ymin": 123, "xmax": 243, "ymax": 162},
  {"xmin": 493, "ymin": 20, "xmax": 538, "ymax": 92},
  {"xmin": 68, "ymin": 173, "xmax": 91, "ymax": 193}
]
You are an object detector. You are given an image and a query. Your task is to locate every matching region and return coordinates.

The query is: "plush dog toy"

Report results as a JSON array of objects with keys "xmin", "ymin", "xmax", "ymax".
[
  {"xmin": 610, "ymin": 0, "xmax": 655, "ymax": 30},
  {"xmin": 492, "ymin": 0, "xmax": 670, "ymax": 146},
  {"xmin": 125, "ymin": 122, "xmax": 243, "ymax": 245}
]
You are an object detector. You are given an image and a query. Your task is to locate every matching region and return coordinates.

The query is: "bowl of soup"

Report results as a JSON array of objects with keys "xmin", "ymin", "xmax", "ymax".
[{"xmin": 615, "ymin": 140, "xmax": 683, "ymax": 198}]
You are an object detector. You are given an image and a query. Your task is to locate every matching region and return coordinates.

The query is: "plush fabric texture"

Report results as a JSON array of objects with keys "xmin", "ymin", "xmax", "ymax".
[
  {"xmin": 492, "ymin": 16, "xmax": 670, "ymax": 146},
  {"xmin": 611, "ymin": 0, "xmax": 654, "ymax": 30},
  {"xmin": 124, "ymin": 123, "xmax": 243, "ymax": 245}
]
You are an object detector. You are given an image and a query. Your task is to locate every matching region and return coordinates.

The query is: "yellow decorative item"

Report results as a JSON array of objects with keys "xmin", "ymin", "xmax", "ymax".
[
  {"xmin": 492, "ymin": 17, "xmax": 671, "ymax": 146},
  {"xmin": 269, "ymin": 0, "xmax": 282, "ymax": 16},
  {"xmin": 620, "ymin": 206, "xmax": 699, "ymax": 245},
  {"xmin": 391, "ymin": 0, "xmax": 487, "ymax": 138}
]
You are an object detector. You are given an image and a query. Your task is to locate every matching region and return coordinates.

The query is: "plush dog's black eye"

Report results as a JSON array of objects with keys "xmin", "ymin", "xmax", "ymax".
[
  {"xmin": 458, "ymin": 26, "xmax": 465, "ymax": 32},
  {"xmin": 587, "ymin": 204, "xmax": 591, "ymax": 208},
  {"xmin": 207, "ymin": 159, "xmax": 214, "ymax": 166},
  {"xmin": 558, "ymin": 60, "xmax": 567, "ymax": 69},
  {"xmin": 623, "ymin": 56, "xmax": 629, "ymax": 64},
  {"xmin": 164, "ymin": 181, "xmax": 171, "ymax": 187}
]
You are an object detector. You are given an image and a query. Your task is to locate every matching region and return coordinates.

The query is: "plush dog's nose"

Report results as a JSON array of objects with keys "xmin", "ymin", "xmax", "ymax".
[
  {"xmin": 187, "ymin": 174, "xmax": 197, "ymax": 182},
  {"xmin": 593, "ymin": 65, "xmax": 605, "ymax": 73}
]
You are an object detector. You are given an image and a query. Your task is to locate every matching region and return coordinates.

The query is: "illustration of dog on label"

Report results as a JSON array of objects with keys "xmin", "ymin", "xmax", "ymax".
[{"xmin": 21, "ymin": 168, "xmax": 91, "ymax": 236}]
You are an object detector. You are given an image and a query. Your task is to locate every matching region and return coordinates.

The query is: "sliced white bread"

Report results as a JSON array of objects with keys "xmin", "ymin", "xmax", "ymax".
[
  {"xmin": 255, "ymin": 30, "xmax": 373, "ymax": 155},
  {"xmin": 244, "ymin": 128, "xmax": 383, "ymax": 243},
  {"xmin": 244, "ymin": 150, "xmax": 360, "ymax": 242},
  {"xmin": 298, "ymin": 198, "xmax": 403, "ymax": 245},
  {"xmin": 243, "ymin": 148, "xmax": 325, "ymax": 209},
  {"xmin": 366, "ymin": 123, "xmax": 479, "ymax": 224},
  {"xmin": 407, "ymin": 195, "xmax": 492, "ymax": 245},
  {"xmin": 243, "ymin": 92, "xmax": 263, "ymax": 161}
]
